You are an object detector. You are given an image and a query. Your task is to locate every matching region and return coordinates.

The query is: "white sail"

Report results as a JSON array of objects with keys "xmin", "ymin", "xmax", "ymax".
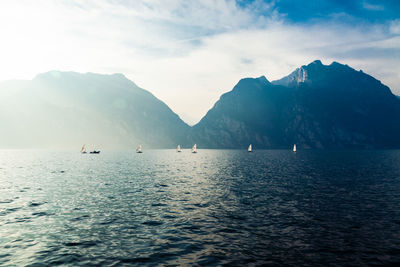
[
  {"xmin": 293, "ymin": 144, "xmax": 296, "ymax": 152},
  {"xmin": 248, "ymin": 144, "xmax": 252, "ymax": 152},
  {"xmin": 136, "ymin": 144, "xmax": 142, "ymax": 153},
  {"xmin": 81, "ymin": 144, "xmax": 86, "ymax": 153},
  {"xmin": 192, "ymin": 144, "xmax": 197, "ymax": 153},
  {"xmin": 177, "ymin": 145, "xmax": 182, "ymax": 152}
]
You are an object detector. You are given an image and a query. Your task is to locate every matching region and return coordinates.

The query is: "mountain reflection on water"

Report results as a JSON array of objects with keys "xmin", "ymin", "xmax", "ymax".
[{"xmin": 1, "ymin": 149, "xmax": 400, "ymax": 266}]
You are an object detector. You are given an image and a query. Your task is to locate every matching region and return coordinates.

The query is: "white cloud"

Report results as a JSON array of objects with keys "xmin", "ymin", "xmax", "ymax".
[
  {"xmin": 390, "ymin": 19, "xmax": 400, "ymax": 35},
  {"xmin": 0, "ymin": 0, "xmax": 399, "ymax": 125},
  {"xmin": 362, "ymin": 1, "xmax": 385, "ymax": 11}
]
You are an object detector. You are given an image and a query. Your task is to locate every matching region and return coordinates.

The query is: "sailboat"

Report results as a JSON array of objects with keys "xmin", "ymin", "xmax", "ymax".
[
  {"xmin": 191, "ymin": 144, "xmax": 197, "ymax": 153},
  {"xmin": 177, "ymin": 145, "xmax": 182, "ymax": 152},
  {"xmin": 136, "ymin": 144, "xmax": 143, "ymax": 153},
  {"xmin": 293, "ymin": 144, "xmax": 296, "ymax": 152},
  {"xmin": 81, "ymin": 144, "xmax": 87, "ymax": 154},
  {"xmin": 248, "ymin": 144, "xmax": 252, "ymax": 152}
]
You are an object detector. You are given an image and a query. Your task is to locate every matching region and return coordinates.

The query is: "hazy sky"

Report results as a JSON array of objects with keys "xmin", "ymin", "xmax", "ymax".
[{"xmin": 1, "ymin": 0, "xmax": 399, "ymax": 124}]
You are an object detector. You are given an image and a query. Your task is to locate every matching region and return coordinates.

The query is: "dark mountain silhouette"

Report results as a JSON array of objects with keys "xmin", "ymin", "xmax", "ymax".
[{"xmin": 190, "ymin": 60, "xmax": 400, "ymax": 149}]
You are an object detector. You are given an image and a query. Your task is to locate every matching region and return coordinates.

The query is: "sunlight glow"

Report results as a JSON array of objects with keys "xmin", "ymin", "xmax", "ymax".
[{"xmin": 0, "ymin": 0, "xmax": 399, "ymax": 124}]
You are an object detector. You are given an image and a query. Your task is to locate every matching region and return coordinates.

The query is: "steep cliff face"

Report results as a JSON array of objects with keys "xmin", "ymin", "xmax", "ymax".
[
  {"xmin": 190, "ymin": 76, "xmax": 294, "ymax": 148},
  {"xmin": 190, "ymin": 60, "xmax": 400, "ymax": 149}
]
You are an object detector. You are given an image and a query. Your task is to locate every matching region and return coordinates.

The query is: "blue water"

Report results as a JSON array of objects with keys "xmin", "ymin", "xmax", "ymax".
[{"xmin": 1, "ymin": 150, "xmax": 400, "ymax": 266}]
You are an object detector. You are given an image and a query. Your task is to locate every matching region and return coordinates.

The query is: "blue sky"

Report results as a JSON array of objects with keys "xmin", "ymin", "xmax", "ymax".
[
  {"xmin": 247, "ymin": 0, "xmax": 400, "ymax": 23},
  {"xmin": 0, "ymin": 0, "xmax": 399, "ymax": 124}
]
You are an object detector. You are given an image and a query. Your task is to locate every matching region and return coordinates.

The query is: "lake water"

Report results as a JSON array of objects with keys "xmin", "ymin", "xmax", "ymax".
[{"xmin": 1, "ymin": 150, "xmax": 400, "ymax": 266}]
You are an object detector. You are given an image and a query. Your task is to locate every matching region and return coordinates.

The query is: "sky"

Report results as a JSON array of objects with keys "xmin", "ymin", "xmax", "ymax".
[{"xmin": 0, "ymin": 0, "xmax": 399, "ymax": 124}]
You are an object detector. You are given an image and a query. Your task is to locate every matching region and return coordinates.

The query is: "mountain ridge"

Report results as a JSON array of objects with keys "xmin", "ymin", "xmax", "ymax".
[
  {"xmin": 0, "ymin": 71, "xmax": 190, "ymax": 149},
  {"xmin": 1, "ymin": 60, "xmax": 399, "ymax": 149},
  {"xmin": 191, "ymin": 60, "xmax": 400, "ymax": 149}
]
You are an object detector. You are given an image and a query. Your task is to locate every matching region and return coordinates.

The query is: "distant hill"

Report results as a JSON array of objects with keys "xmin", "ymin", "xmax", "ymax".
[
  {"xmin": 190, "ymin": 60, "xmax": 400, "ymax": 149},
  {"xmin": 0, "ymin": 71, "xmax": 190, "ymax": 149}
]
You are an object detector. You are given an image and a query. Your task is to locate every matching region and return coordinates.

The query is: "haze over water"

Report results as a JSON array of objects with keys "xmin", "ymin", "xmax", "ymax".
[{"xmin": 1, "ymin": 150, "xmax": 400, "ymax": 266}]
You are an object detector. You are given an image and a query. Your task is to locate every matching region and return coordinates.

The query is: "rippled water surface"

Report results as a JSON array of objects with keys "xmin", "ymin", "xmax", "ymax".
[{"xmin": 1, "ymin": 150, "xmax": 400, "ymax": 266}]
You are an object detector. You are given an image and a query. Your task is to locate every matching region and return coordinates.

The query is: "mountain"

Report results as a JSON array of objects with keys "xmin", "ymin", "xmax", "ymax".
[
  {"xmin": 2, "ymin": 61, "xmax": 399, "ymax": 149},
  {"xmin": 190, "ymin": 60, "xmax": 400, "ymax": 149},
  {"xmin": 0, "ymin": 71, "xmax": 190, "ymax": 149}
]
